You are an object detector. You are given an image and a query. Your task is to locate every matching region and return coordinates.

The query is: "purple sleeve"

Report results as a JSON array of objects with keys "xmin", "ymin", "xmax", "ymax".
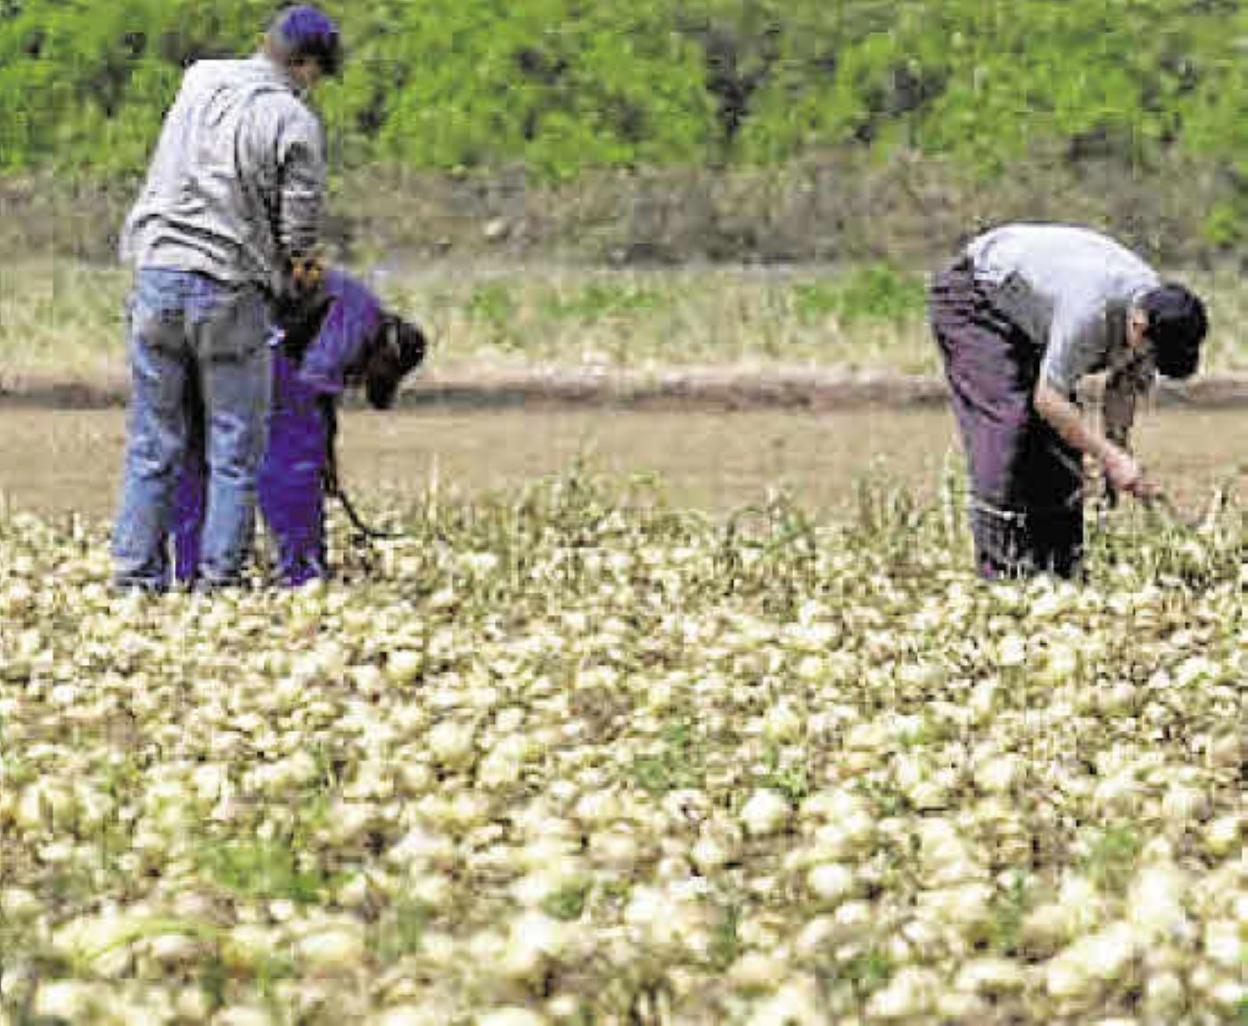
[{"xmin": 296, "ymin": 270, "xmax": 383, "ymax": 395}]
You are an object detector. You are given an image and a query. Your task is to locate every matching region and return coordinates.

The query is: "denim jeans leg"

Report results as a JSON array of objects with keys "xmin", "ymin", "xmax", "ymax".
[
  {"xmin": 196, "ymin": 290, "xmax": 272, "ymax": 585},
  {"xmin": 112, "ymin": 289, "xmax": 191, "ymax": 590},
  {"xmin": 171, "ymin": 375, "xmax": 208, "ymax": 585}
]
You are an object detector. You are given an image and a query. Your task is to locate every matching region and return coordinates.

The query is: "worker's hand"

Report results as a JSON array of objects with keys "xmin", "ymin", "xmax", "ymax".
[
  {"xmin": 1103, "ymin": 447, "xmax": 1161, "ymax": 499},
  {"xmin": 290, "ymin": 254, "xmax": 324, "ymax": 293}
]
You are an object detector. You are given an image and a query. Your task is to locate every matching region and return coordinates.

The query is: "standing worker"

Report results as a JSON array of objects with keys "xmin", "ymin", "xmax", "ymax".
[
  {"xmin": 929, "ymin": 223, "xmax": 1207, "ymax": 579},
  {"xmin": 112, "ymin": 5, "xmax": 341, "ymax": 591}
]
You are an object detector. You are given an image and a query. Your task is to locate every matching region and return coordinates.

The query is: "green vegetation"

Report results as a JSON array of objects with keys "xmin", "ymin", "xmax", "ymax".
[
  {"xmin": 0, "ymin": 0, "xmax": 1242, "ymax": 177},
  {"xmin": 986, "ymin": 872, "xmax": 1032, "ymax": 956},
  {"xmin": 845, "ymin": 948, "xmax": 896, "ymax": 996},
  {"xmin": 760, "ymin": 743, "xmax": 811, "ymax": 803},
  {"xmin": 371, "ymin": 899, "xmax": 431, "ymax": 960},
  {"xmin": 197, "ymin": 838, "xmax": 338, "ymax": 904},
  {"xmin": 708, "ymin": 901, "xmax": 743, "ymax": 971},
  {"xmin": 631, "ymin": 717, "xmax": 705, "ymax": 795},
  {"xmin": 541, "ymin": 883, "xmax": 590, "ymax": 922},
  {"xmin": 1, "ymin": 0, "xmax": 1244, "ymax": 244},
  {"xmin": 1079, "ymin": 824, "xmax": 1144, "ymax": 896},
  {"xmin": 792, "ymin": 264, "xmax": 925, "ymax": 326}
]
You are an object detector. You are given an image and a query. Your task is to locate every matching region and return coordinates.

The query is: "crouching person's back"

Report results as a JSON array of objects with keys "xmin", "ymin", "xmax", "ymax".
[{"xmin": 173, "ymin": 270, "xmax": 428, "ymax": 586}]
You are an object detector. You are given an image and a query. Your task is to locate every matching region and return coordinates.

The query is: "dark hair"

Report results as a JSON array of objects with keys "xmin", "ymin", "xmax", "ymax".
[
  {"xmin": 268, "ymin": 5, "xmax": 342, "ymax": 77},
  {"xmin": 365, "ymin": 315, "xmax": 427, "ymax": 409},
  {"xmin": 1139, "ymin": 283, "xmax": 1207, "ymax": 380}
]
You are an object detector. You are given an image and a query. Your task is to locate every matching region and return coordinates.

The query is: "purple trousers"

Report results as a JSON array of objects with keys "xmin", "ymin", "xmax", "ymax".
[
  {"xmin": 929, "ymin": 258, "xmax": 1084, "ymax": 579},
  {"xmin": 174, "ymin": 347, "xmax": 329, "ymax": 586}
]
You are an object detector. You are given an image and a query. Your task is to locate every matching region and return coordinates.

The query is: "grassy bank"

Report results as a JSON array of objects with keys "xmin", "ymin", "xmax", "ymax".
[
  {"xmin": 2, "ymin": 258, "xmax": 1246, "ymax": 388},
  {"xmin": 3, "ymin": 153, "xmax": 1244, "ymax": 268}
]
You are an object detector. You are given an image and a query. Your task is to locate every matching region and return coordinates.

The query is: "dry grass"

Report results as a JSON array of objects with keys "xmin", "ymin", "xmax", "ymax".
[
  {"xmin": 2, "ymin": 259, "xmax": 1246, "ymax": 387},
  {"xmin": 0, "ymin": 259, "xmax": 132, "ymax": 385}
]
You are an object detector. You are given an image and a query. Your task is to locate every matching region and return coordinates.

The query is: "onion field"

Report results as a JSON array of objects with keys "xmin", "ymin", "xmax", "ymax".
[{"xmin": 0, "ymin": 472, "xmax": 1243, "ymax": 1025}]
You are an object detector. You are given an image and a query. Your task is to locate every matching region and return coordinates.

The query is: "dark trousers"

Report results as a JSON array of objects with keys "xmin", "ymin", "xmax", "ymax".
[{"xmin": 929, "ymin": 259, "xmax": 1084, "ymax": 579}]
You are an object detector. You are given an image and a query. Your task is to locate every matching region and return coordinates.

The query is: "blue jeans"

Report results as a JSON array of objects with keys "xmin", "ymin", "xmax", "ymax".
[{"xmin": 112, "ymin": 269, "xmax": 272, "ymax": 589}]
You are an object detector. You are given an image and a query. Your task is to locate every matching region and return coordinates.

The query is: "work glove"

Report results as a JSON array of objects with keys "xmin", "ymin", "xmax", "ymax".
[
  {"xmin": 290, "ymin": 253, "xmax": 325, "ymax": 293},
  {"xmin": 275, "ymin": 254, "xmax": 331, "ymax": 358}
]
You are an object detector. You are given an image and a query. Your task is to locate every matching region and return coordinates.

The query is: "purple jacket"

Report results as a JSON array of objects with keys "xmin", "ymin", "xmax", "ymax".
[{"xmin": 174, "ymin": 270, "xmax": 382, "ymax": 584}]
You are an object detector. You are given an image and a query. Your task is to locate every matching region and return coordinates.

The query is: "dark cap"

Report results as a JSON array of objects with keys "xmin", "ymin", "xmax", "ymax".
[
  {"xmin": 269, "ymin": 5, "xmax": 342, "ymax": 77},
  {"xmin": 1140, "ymin": 283, "xmax": 1208, "ymax": 380},
  {"xmin": 365, "ymin": 315, "xmax": 427, "ymax": 409}
]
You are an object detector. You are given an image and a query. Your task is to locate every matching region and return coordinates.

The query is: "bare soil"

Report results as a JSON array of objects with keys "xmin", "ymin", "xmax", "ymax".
[{"xmin": 2, "ymin": 407, "xmax": 1243, "ymax": 521}]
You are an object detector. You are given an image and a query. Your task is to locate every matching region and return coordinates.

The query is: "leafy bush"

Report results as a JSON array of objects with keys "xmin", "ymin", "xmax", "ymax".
[{"xmin": 0, "ymin": 0, "xmax": 1243, "ymax": 215}]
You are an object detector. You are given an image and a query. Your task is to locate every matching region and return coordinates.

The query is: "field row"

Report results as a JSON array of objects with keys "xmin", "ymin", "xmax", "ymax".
[{"xmin": 0, "ymin": 474, "xmax": 1244, "ymax": 1024}]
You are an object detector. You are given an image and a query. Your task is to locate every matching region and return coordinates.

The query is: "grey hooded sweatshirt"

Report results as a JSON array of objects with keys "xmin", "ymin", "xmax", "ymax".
[{"xmin": 120, "ymin": 54, "xmax": 325, "ymax": 292}]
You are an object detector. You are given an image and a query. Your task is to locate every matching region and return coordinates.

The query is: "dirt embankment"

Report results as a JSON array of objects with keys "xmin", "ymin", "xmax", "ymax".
[{"xmin": 3, "ymin": 367, "xmax": 1248, "ymax": 412}]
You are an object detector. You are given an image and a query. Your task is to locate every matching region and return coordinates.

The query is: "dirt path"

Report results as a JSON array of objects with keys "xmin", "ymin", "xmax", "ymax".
[
  {"xmin": 2, "ymin": 407, "xmax": 1243, "ymax": 520},
  {"xmin": 3, "ymin": 368, "xmax": 1248, "ymax": 412}
]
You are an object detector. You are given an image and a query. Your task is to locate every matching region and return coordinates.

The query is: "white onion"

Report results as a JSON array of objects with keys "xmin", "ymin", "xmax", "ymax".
[{"xmin": 740, "ymin": 789, "xmax": 791, "ymax": 837}]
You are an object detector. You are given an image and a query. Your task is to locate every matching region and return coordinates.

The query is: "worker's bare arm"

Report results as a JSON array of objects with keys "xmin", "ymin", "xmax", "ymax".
[{"xmin": 1033, "ymin": 379, "xmax": 1160, "ymax": 497}]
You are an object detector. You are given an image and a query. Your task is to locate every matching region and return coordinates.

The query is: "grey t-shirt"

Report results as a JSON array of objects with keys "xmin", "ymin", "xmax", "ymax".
[
  {"xmin": 119, "ymin": 54, "xmax": 326, "ymax": 291},
  {"xmin": 964, "ymin": 224, "xmax": 1159, "ymax": 393}
]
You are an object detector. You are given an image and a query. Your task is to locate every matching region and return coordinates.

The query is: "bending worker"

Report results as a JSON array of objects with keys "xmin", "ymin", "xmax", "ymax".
[
  {"xmin": 173, "ymin": 270, "xmax": 427, "ymax": 586},
  {"xmin": 929, "ymin": 223, "xmax": 1207, "ymax": 579}
]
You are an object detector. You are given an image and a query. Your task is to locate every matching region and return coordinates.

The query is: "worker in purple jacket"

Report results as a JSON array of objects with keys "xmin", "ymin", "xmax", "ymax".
[{"xmin": 172, "ymin": 269, "xmax": 426, "ymax": 585}]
